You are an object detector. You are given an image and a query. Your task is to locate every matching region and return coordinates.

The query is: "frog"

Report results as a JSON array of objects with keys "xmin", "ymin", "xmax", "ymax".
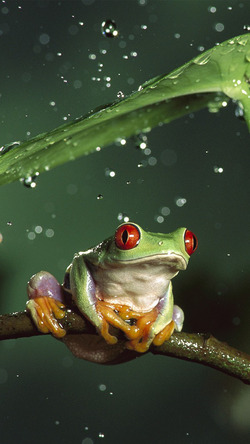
[{"xmin": 26, "ymin": 222, "xmax": 197, "ymax": 364}]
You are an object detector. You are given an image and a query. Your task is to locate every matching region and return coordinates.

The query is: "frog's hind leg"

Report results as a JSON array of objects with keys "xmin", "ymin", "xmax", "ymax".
[{"xmin": 26, "ymin": 271, "xmax": 66, "ymax": 338}]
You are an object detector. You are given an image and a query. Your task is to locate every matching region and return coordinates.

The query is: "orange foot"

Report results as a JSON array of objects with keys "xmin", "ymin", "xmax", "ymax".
[
  {"xmin": 96, "ymin": 301, "xmax": 174, "ymax": 353},
  {"xmin": 96, "ymin": 300, "xmax": 141, "ymax": 345},
  {"xmin": 26, "ymin": 296, "xmax": 66, "ymax": 338}
]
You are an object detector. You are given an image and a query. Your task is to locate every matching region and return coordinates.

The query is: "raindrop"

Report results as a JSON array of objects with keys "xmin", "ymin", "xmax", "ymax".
[
  {"xmin": 97, "ymin": 194, "xmax": 103, "ymax": 200},
  {"xmin": 101, "ymin": 19, "xmax": 118, "ymax": 38},
  {"xmin": 161, "ymin": 206, "xmax": 170, "ymax": 216},
  {"xmin": 105, "ymin": 167, "xmax": 116, "ymax": 178},
  {"xmin": 39, "ymin": 33, "xmax": 50, "ymax": 45},
  {"xmin": 214, "ymin": 22, "xmax": 225, "ymax": 32},
  {"xmin": 175, "ymin": 197, "xmax": 187, "ymax": 207},
  {"xmin": 235, "ymin": 103, "xmax": 244, "ymax": 120},
  {"xmin": 45, "ymin": 228, "xmax": 54, "ymax": 238},
  {"xmin": 213, "ymin": 166, "xmax": 224, "ymax": 174},
  {"xmin": 0, "ymin": 141, "xmax": 20, "ymax": 155},
  {"xmin": 117, "ymin": 90, "xmax": 125, "ymax": 98},
  {"xmin": 117, "ymin": 212, "xmax": 129, "ymax": 222},
  {"xmin": 98, "ymin": 384, "xmax": 106, "ymax": 391},
  {"xmin": 155, "ymin": 215, "xmax": 164, "ymax": 224},
  {"xmin": 20, "ymin": 172, "xmax": 39, "ymax": 188},
  {"xmin": 208, "ymin": 6, "xmax": 217, "ymax": 13},
  {"xmin": 35, "ymin": 225, "xmax": 43, "ymax": 234},
  {"xmin": 135, "ymin": 133, "xmax": 148, "ymax": 150}
]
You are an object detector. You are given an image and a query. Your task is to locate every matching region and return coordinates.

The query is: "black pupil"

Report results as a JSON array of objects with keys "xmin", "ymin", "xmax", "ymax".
[{"xmin": 122, "ymin": 229, "xmax": 128, "ymax": 244}]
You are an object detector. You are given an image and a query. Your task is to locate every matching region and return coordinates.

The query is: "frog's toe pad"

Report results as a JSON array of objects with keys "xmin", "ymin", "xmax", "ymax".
[
  {"xmin": 153, "ymin": 320, "xmax": 175, "ymax": 346},
  {"xmin": 26, "ymin": 296, "xmax": 66, "ymax": 338}
]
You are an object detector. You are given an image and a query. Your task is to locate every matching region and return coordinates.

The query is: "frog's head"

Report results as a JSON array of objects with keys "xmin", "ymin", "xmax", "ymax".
[{"xmin": 96, "ymin": 223, "xmax": 197, "ymax": 272}]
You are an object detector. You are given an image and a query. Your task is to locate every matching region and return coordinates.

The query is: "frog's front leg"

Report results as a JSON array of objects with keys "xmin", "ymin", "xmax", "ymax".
[
  {"xmin": 26, "ymin": 271, "xmax": 66, "ymax": 338},
  {"xmin": 126, "ymin": 283, "xmax": 184, "ymax": 353}
]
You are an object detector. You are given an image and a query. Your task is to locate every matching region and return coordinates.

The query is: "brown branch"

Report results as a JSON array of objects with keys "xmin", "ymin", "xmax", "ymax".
[{"xmin": 0, "ymin": 310, "xmax": 249, "ymax": 384}]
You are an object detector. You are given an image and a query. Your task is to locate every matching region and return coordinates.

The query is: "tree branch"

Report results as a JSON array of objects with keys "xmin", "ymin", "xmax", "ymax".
[{"xmin": 0, "ymin": 310, "xmax": 249, "ymax": 384}]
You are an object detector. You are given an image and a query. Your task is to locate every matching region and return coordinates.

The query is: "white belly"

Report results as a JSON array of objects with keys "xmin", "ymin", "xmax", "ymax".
[{"xmin": 90, "ymin": 262, "xmax": 173, "ymax": 312}]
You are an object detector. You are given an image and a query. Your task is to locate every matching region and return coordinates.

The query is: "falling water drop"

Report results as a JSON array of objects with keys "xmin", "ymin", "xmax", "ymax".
[{"xmin": 101, "ymin": 20, "xmax": 118, "ymax": 38}]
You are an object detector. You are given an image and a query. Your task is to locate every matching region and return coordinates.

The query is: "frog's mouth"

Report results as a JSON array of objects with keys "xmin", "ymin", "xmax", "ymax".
[{"xmin": 110, "ymin": 253, "xmax": 187, "ymax": 271}]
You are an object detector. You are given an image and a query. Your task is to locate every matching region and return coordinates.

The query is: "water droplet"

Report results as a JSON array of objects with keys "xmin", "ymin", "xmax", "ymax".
[
  {"xmin": 193, "ymin": 52, "xmax": 211, "ymax": 65},
  {"xmin": 117, "ymin": 212, "xmax": 129, "ymax": 222},
  {"xmin": 213, "ymin": 166, "xmax": 224, "ymax": 174},
  {"xmin": 214, "ymin": 22, "xmax": 225, "ymax": 32},
  {"xmin": 45, "ymin": 228, "xmax": 54, "ymax": 238},
  {"xmin": 117, "ymin": 91, "xmax": 125, "ymax": 98},
  {"xmin": 148, "ymin": 156, "xmax": 157, "ymax": 166},
  {"xmin": 101, "ymin": 20, "xmax": 118, "ymax": 38},
  {"xmin": 235, "ymin": 103, "xmax": 244, "ymax": 120},
  {"xmin": 155, "ymin": 215, "xmax": 164, "ymax": 224},
  {"xmin": 134, "ymin": 133, "xmax": 148, "ymax": 150},
  {"xmin": 97, "ymin": 194, "xmax": 103, "ymax": 200},
  {"xmin": 98, "ymin": 433, "xmax": 105, "ymax": 438},
  {"xmin": 98, "ymin": 384, "xmax": 106, "ymax": 391},
  {"xmin": 0, "ymin": 141, "xmax": 20, "ymax": 155},
  {"xmin": 105, "ymin": 168, "xmax": 116, "ymax": 178},
  {"xmin": 168, "ymin": 67, "xmax": 185, "ymax": 79},
  {"xmin": 39, "ymin": 33, "xmax": 50, "ymax": 45},
  {"xmin": 175, "ymin": 197, "xmax": 187, "ymax": 207},
  {"xmin": 27, "ymin": 231, "xmax": 36, "ymax": 241},
  {"xmin": 35, "ymin": 225, "xmax": 43, "ymax": 234},
  {"xmin": 119, "ymin": 138, "xmax": 127, "ymax": 146},
  {"xmin": 20, "ymin": 172, "xmax": 39, "ymax": 188},
  {"xmin": 160, "ymin": 206, "xmax": 170, "ymax": 216},
  {"xmin": 208, "ymin": 6, "xmax": 216, "ymax": 13}
]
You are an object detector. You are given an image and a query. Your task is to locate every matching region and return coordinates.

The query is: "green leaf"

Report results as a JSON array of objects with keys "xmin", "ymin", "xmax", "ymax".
[{"xmin": 0, "ymin": 33, "xmax": 249, "ymax": 187}]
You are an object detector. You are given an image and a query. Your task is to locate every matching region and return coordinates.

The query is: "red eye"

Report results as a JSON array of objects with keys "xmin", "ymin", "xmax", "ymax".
[
  {"xmin": 184, "ymin": 230, "xmax": 198, "ymax": 256},
  {"xmin": 115, "ymin": 224, "xmax": 140, "ymax": 250}
]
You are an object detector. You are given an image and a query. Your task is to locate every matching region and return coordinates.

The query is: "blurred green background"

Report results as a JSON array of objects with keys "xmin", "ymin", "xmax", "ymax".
[{"xmin": 0, "ymin": 1, "xmax": 250, "ymax": 443}]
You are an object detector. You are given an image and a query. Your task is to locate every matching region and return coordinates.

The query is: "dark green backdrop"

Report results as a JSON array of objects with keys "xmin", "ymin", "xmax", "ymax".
[{"xmin": 0, "ymin": 1, "xmax": 249, "ymax": 443}]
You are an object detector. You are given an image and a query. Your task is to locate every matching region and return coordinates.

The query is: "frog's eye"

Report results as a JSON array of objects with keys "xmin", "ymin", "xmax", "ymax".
[
  {"xmin": 115, "ymin": 224, "xmax": 140, "ymax": 250},
  {"xmin": 184, "ymin": 230, "xmax": 198, "ymax": 255}
]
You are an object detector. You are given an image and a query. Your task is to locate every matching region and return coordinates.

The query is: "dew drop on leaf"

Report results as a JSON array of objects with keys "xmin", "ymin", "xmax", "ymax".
[{"xmin": 0, "ymin": 141, "xmax": 21, "ymax": 155}]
